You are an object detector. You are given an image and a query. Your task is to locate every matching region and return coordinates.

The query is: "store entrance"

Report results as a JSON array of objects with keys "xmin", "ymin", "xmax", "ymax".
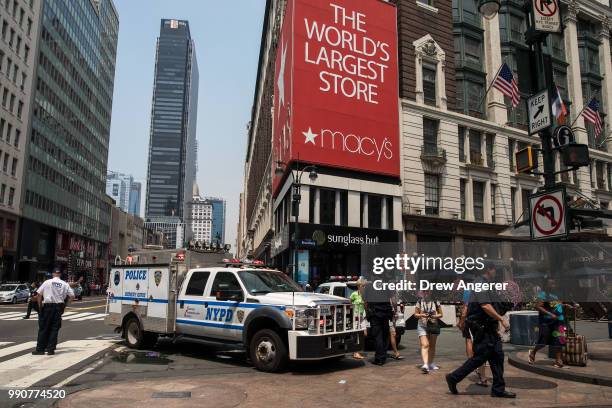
[{"xmin": 309, "ymin": 250, "xmax": 360, "ymax": 289}]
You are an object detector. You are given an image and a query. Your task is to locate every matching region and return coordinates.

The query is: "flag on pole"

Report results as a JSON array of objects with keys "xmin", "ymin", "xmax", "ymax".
[
  {"xmin": 493, "ymin": 63, "xmax": 520, "ymax": 108},
  {"xmin": 551, "ymin": 85, "xmax": 568, "ymax": 125},
  {"xmin": 582, "ymin": 97, "xmax": 603, "ymax": 136}
]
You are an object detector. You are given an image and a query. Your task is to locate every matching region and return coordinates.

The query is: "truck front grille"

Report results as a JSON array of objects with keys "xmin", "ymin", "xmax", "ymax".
[{"xmin": 307, "ymin": 304, "xmax": 357, "ymax": 335}]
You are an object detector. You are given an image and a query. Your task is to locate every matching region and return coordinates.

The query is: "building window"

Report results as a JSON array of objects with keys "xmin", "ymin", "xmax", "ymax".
[
  {"xmin": 521, "ymin": 189, "xmax": 531, "ymax": 220},
  {"xmin": 491, "ymin": 184, "xmax": 496, "ymax": 223},
  {"xmin": 511, "ymin": 187, "xmax": 516, "ymax": 222},
  {"xmin": 508, "ymin": 139, "xmax": 515, "ymax": 170},
  {"xmin": 10, "ymin": 157, "xmax": 16, "ymax": 176},
  {"xmin": 423, "ymin": 118, "xmax": 439, "ymax": 153},
  {"xmin": 0, "ymin": 184, "xmax": 5, "ymax": 203},
  {"xmin": 473, "ymin": 181, "xmax": 484, "ymax": 221},
  {"xmin": 368, "ymin": 195, "xmax": 382, "ymax": 229},
  {"xmin": 486, "ymin": 133, "xmax": 494, "ymax": 167},
  {"xmin": 308, "ymin": 187, "xmax": 315, "ymax": 224},
  {"xmin": 424, "ymin": 173, "xmax": 440, "ymax": 215},
  {"xmin": 8, "ymin": 187, "xmax": 14, "ymax": 206},
  {"xmin": 596, "ymin": 162, "xmax": 605, "ymax": 189},
  {"xmin": 319, "ymin": 188, "xmax": 336, "ymax": 225},
  {"xmin": 423, "ymin": 63, "xmax": 437, "ymax": 106},
  {"xmin": 469, "ymin": 129, "xmax": 482, "ymax": 165},
  {"xmin": 460, "ymin": 179, "xmax": 466, "ymax": 219},
  {"xmin": 458, "ymin": 126, "xmax": 466, "ymax": 162}
]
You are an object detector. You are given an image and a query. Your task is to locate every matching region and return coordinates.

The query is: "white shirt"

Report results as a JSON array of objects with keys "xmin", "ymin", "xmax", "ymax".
[{"xmin": 38, "ymin": 277, "xmax": 74, "ymax": 304}]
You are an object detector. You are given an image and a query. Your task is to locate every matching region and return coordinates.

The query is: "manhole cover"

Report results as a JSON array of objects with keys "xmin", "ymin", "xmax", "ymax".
[
  {"xmin": 506, "ymin": 376, "xmax": 558, "ymax": 389},
  {"xmin": 151, "ymin": 392, "xmax": 191, "ymax": 399}
]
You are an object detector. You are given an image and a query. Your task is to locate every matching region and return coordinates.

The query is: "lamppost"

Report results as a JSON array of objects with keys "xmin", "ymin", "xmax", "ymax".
[{"xmin": 275, "ymin": 160, "xmax": 318, "ymax": 281}]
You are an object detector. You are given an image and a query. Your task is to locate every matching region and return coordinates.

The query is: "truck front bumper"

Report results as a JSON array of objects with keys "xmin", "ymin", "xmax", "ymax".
[{"xmin": 288, "ymin": 330, "xmax": 364, "ymax": 360}]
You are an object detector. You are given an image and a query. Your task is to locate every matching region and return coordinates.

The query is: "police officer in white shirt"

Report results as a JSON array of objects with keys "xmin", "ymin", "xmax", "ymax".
[{"xmin": 33, "ymin": 268, "xmax": 74, "ymax": 355}]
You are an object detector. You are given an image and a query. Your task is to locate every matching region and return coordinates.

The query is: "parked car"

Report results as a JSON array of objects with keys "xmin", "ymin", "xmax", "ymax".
[{"xmin": 0, "ymin": 283, "xmax": 30, "ymax": 304}]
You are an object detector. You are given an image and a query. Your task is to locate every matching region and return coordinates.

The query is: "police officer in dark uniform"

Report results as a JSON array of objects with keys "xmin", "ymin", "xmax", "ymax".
[
  {"xmin": 446, "ymin": 263, "xmax": 515, "ymax": 398},
  {"xmin": 364, "ymin": 281, "xmax": 394, "ymax": 366}
]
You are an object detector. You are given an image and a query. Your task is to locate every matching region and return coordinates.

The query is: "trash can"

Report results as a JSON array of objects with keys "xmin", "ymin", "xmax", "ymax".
[{"xmin": 509, "ymin": 311, "xmax": 539, "ymax": 346}]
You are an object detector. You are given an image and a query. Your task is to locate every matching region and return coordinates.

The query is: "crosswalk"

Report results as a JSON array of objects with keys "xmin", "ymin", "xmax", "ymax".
[
  {"xmin": 0, "ymin": 311, "xmax": 107, "ymax": 322},
  {"xmin": 0, "ymin": 339, "xmax": 117, "ymax": 388}
]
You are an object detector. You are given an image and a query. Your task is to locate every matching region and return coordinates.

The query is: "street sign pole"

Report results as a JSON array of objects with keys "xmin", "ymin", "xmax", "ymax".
[{"xmin": 525, "ymin": 1, "xmax": 557, "ymax": 189}]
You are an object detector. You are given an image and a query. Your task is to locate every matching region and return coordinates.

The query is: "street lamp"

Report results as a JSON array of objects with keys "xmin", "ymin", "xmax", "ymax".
[
  {"xmin": 478, "ymin": 0, "xmax": 501, "ymax": 19},
  {"xmin": 275, "ymin": 160, "xmax": 318, "ymax": 281}
]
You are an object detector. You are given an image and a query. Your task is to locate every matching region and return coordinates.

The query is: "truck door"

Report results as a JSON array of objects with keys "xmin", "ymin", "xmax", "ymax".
[
  {"xmin": 108, "ymin": 268, "xmax": 123, "ymax": 314},
  {"xmin": 203, "ymin": 272, "xmax": 244, "ymax": 341},
  {"xmin": 147, "ymin": 267, "xmax": 169, "ymax": 321},
  {"xmin": 176, "ymin": 271, "xmax": 211, "ymax": 337}
]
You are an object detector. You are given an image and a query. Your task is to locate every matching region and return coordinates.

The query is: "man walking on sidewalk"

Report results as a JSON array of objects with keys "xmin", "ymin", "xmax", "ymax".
[
  {"xmin": 446, "ymin": 263, "xmax": 515, "ymax": 398},
  {"xmin": 32, "ymin": 268, "xmax": 74, "ymax": 355}
]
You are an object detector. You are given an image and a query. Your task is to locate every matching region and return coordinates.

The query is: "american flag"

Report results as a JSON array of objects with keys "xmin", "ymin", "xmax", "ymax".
[
  {"xmin": 582, "ymin": 98, "xmax": 603, "ymax": 136},
  {"xmin": 493, "ymin": 63, "xmax": 520, "ymax": 108}
]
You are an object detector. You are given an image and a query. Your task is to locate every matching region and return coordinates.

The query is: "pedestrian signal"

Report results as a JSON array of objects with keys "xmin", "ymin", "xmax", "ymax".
[{"xmin": 515, "ymin": 146, "xmax": 536, "ymax": 173}]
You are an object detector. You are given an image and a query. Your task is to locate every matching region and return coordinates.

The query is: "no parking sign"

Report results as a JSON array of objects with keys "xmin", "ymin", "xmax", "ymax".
[{"xmin": 529, "ymin": 188, "xmax": 568, "ymax": 240}]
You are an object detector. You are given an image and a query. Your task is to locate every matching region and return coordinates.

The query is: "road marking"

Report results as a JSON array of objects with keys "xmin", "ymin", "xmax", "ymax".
[
  {"xmin": 65, "ymin": 304, "xmax": 106, "ymax": 311},
  {"xmin": 62, "ymin": 312, "xmax": 95, "ymax": 320},
  {"xmin": 69, "ymin": 313, "xmax": 106, "ymax": 321},
  {"xmin": 1, "ymin": 339, "xmax": 114, "ymax": 388},
  {"xmin": 0, "ymin": 312, "xmax": 26, "ymax": 318},
  {"xmin": 3, "ymin": 311, "xmax": 82, "ymax": 321},
  {"xmin": 52, "ymin": 358, "xmax": 105, "ymax": 388},
  {"xmin": 0, "ymin": 342, "xmax": 14, "ymax": 347},
  {"xmin": 0, "ymin": 342, "xmax": 37, "ymax": 358}
]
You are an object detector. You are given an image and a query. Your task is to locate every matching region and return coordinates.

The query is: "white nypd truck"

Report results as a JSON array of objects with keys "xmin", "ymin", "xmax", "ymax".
[{"xmin": 105, "ymin": 250, "xmax": 364, "ymax": 372}]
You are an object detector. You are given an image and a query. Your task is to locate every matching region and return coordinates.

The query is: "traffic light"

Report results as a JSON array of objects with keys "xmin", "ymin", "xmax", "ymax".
[
  {"xmin": 515, "ymin": 146, "xmax": 536, "ymax": 173},
  {"xmin": 561, "ymin": 143, "xmax": 590, "ymax": 168}
]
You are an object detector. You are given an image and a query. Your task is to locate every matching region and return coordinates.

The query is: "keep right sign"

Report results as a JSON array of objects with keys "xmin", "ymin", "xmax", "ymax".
[{"xmin": 532, "ymin": 0, "xmax": 561, "ymax": 33}]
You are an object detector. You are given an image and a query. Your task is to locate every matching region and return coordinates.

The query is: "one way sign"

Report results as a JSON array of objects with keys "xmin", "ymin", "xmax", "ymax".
[{"xmin": 528, "ymin": 89, "xmax": 551, "ymax": 135}]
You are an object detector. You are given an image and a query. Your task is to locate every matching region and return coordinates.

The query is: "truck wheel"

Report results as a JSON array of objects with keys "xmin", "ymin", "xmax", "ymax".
[
  {"xmin": 124, "ymin": 317, "xmax": 145, "ymax": 349},
  {"xmin": 249, "ymin": 329, "xmax": 288, "ymax": 372}
]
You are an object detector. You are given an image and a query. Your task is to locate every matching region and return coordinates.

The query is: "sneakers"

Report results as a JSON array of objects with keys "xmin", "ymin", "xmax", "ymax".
[
  {"xmin": 31, "ymin": 350, "xmax": 44, "ymax": 355},
  {"xmin": 421, "ymin": 364, "xmax": 429, "ymax": 374},
  {"xmin": 429, "ymin": 363, "xmax": 440, "ymax": 370},
  {"xmin": 46, "ymin": 350, "xmax": 55, "ymax": 355}
]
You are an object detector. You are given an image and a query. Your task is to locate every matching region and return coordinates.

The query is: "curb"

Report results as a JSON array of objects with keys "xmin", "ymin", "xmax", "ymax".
[{"xmin": 508, "ymin": 352, "xmax": 612, "ymax": 387}]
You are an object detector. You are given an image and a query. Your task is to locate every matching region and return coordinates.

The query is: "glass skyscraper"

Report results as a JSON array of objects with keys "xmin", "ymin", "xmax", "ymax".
[
  {"xmin": 145, "ymin": 19, "xmax": 198, "ymax": 249},
  {"xmin": 208, "ymin": 197, "xmax": 226, "ymax": 244},
  {"xmin": 19, "ymin": 0, "xmax": 119, "ymax": 282}
]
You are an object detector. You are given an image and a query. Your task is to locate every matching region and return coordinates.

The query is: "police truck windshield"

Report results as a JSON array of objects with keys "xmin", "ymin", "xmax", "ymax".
[{"xmin": 238, "ymin": 270, "xmax": 303, "ymax": 294}]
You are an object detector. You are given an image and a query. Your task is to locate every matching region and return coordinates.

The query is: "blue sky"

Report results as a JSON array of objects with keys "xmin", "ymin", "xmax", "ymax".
[{"xmin": 108, "ymin": 0, "xmax": 266, "ymax": 248}]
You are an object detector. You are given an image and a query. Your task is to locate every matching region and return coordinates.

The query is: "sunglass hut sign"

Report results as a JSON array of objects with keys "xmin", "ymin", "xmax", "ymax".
[{"xmin": 273, "ymin": 0, "xmax": 400, "ymax": 195}]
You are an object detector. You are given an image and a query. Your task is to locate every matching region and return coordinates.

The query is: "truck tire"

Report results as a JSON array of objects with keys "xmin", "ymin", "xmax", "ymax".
[
  {"xmin": 249, "ymin": 329, "xmax": 288, "ymax": 372},
  {"xmin": 124, "ymin": 316, "xmax": 146, "ymax": 349}
]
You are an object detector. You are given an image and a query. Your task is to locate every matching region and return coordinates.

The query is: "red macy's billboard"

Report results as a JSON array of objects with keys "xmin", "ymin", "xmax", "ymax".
[{"xmin": 273, "ymin": 0, "xmax": 400, "ymax": 195}]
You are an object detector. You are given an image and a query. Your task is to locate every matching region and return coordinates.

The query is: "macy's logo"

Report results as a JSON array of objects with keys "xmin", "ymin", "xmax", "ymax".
[{"xmin": 302, "ymin": 127, "xmax": 393, "ymax": 162}]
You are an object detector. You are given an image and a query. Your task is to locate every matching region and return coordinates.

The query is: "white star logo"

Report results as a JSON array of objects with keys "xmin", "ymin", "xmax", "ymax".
[
  {"xmin": 276, "ymin": 41, "xmax": 287, "ymax": 118},
  {"xmin": 302, "ymin": 127, "xmax": 318, "ymax": 145}
]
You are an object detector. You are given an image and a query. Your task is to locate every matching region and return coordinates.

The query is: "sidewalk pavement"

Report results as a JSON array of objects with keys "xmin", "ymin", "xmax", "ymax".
[
  {"xmin": 58, "ymin": 336, "xmax": 612, "ymax": 408},
  {"xmin": 510, "ymin": 340, "xmax": 612, "ymax": 387}
]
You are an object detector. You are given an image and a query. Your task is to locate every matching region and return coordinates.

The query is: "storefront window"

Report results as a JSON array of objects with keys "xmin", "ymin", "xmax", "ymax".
[
  {"xmin": 319, "ymin": 188, "xmax": 335, "ymax": 225},
  {"xmin": 368, "ymin": 195, "xmax": 382, "ymax": 229}
]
